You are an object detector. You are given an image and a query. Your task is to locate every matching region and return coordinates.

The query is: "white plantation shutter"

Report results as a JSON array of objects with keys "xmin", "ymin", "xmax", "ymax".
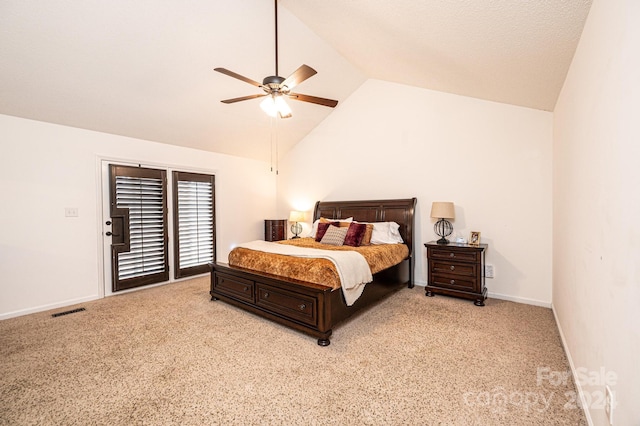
[
  {"xmin": 115, "ymin": 175, "xmax": 167, "ymax": 280},
  {"xmin": 173, "ymin": 172, "xmax": 215, "ymax": 278},
  {"xmin": 178, "ymin": 181, "xmax": 214, "ymax": 267}
]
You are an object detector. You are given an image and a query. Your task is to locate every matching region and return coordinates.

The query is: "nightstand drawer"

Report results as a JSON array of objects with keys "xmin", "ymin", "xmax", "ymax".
[
  {"xmin": 429, "ymin": 248, "xmax": 479, "ymax": 263},
  {"xmin": 269, "ymin": 230, "xmax": 280, "ymax": 240},
  {"xmin": 431, "ymin": 261, "xmax": 476, "ymax": 277},
  {"xmin": 430, "ymin": 274, "xmax": 475, "ymax": 291}
]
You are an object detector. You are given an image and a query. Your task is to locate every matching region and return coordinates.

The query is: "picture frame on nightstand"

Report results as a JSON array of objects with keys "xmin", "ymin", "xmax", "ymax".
[{"xmin": 469, "ymin": 231, "xmax": 481, "ymax": 246}]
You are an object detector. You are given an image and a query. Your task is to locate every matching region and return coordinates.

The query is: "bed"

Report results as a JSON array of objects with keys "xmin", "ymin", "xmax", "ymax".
[{"xmin": 209, "ymin": 198, "xmax": 417, "ymax": 345}]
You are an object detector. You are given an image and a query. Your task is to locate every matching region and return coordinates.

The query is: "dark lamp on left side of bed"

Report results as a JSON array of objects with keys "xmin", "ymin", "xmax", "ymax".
[
  {"xmin": 430, "ymin": 202, "xmax": 455, "ymax": 245},
  {"xmin": 289, "ymin": 210, "xmax": 305, "ymax": 239}
]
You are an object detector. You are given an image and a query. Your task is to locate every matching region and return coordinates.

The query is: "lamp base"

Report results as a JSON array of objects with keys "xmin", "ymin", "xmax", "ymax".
[
  {"xmin": 434, "ymin": 218, "xmax": 453, "ymax": 245},
  {"xmin": 290, "ymin": 222, "xmax": 302, "ymax": 239}
]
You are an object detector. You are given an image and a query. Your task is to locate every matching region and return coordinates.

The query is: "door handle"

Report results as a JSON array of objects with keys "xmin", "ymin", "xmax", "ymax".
[{"xmin": 107, "ymin": 211, "xmax": 129, "ymax": 248}]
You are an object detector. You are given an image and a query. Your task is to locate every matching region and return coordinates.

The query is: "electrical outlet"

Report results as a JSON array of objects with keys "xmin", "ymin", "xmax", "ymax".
[
  {"xmin": 64, "ymin": 207, "xmax": 79, "ymax": 217},
  {"xmin": 485, "ymin": 264, "xmax": 494, "ymax": 278},
  {"xmin": 605, "ymin": 385, "xmax": 614, "ymax": 425}
]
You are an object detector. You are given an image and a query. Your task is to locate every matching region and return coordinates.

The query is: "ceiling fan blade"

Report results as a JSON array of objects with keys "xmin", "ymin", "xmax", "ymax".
[
  {"xmin": 214, "ymin": 68, "xmax": 263, "ymax": 88},
  {"xmin": 280, "ymin": 65, "xmax": 317, "ymax": 91},
  {"xmin": 220, "ymin": 94, "xmax": 267, "ymax": 104},
  {"xmin": 287, "ymin": 93, "xmax": 338, "ymax": 108}
]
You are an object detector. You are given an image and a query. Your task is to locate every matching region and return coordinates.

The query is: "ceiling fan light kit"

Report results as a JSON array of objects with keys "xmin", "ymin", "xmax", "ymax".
[
  {"xmin": 214, "ymin": 0, "xmax": 338, "ymax": 119},
  {"xmin": 260, "ymin": 94, "xmax": 292, "ymax": 119}
]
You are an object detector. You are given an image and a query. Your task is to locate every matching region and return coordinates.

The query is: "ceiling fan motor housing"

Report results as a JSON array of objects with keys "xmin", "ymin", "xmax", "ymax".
[{"xmin": 263, "ymin": 75, "xmax": 286, "ymax": 93}]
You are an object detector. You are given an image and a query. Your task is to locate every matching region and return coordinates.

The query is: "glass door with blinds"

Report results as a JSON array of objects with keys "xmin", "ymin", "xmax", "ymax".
[
  {"xmin": 102, "ymin": 162, "xmax": 216, "ymax": 294},
  {"xmin": 108, "ymin": 165, "xmax": 169, "ymax": 292},
  {"xmin": 172, "ymin": 171, "xmax": 215, "ymax": 278}
]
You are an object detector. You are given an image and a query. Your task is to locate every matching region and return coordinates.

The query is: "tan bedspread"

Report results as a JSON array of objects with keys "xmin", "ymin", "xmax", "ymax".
[{"xmin": 228, "ymin": 237, "xmax": 409, "ymax": 290}]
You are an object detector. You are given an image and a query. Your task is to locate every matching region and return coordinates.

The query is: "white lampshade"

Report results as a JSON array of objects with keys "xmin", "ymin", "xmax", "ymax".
[
  {"xmin": 430, "ymin": 202, "xmax": 455, "ymax": 219},
  {"xmin": 274, "ymin": 96, "xmax": 292, "ymax": 118},
  {"xmin": 288, "ymin": 211, "xmax": 305, "ymax": 222},
  {"xmin": 260, "ymin": 96, "xmax": 277, "ymax": 117},
  {"xmin": 260, "ymin": 95, "xmax": 292, "ymax": 119}
]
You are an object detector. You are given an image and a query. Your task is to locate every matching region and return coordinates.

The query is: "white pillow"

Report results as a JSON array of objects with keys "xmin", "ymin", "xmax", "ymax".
[
  {"xmin": 306, "ymin": 217, "xmax": 353, "ymax": 238},
  {"xmin": 370, "ymin": 221, "xmax": 404, "ymax": 244}
]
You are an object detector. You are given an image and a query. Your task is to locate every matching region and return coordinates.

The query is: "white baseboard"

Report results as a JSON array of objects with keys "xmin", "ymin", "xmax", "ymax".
[
  {"xmin": 413, "ymin": 281, "xmax": 551, "ymax": 308},
  {"xmin": 487, "ymin": 291, "xmax": 551, "ymax": 308},
  {"xmin": 0, "ymin": 294, "xmax": 101, "ymax": 321},
  {"xmin": 1, "ymin": 273, "xmax": 211, "ymax": 321},
  {"xmin": 551, "ymin": 303, "xmax": 593, "ymax": 425}
]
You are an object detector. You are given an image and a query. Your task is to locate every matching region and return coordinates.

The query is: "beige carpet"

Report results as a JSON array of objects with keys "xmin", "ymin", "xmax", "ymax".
[{"xmin": 0, "ymin": 276, "xmax": 586, "ymax": 425}]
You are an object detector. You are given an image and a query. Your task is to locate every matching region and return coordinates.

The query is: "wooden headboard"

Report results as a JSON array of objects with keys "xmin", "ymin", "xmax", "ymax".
[{"xmin": 313, "ymin": 198, "xmax": 417, "ymax": 256}]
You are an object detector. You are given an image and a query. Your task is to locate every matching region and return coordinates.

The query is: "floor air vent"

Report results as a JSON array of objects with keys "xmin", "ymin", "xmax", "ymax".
[{"xmin": 51, "ymin": 307, "xmax": 86, "ymax": 317}]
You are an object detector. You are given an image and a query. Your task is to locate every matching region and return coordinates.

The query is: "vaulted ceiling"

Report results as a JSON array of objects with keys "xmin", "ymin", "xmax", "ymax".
[{"xmin": 0, "ymin": 0, "xmax": 592, "ymax": 161}]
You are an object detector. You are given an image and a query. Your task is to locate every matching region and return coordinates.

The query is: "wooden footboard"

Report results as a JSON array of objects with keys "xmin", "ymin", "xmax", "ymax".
[
  {"xmin": 210, "ymin": 198, "xmax": 416, "ymax": 346},
  {"xmin": 210, "ymin": 259, "xmax": 409, "ymax": 345}
]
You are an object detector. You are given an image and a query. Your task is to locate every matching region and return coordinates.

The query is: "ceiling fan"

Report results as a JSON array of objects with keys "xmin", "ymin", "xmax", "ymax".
[{"xmin": 214, "ymin": 0, "xmax": 338, "ymax": 119}]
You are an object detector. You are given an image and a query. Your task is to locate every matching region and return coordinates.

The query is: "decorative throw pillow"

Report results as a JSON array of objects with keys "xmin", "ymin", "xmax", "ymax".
[
  {"xmin": 359, "ymin": 223, "xmax": 374, "ymax": 245},
  {"xmin": 320, "ymin": 217, "xmax": 352, "ymax": 227},
  {"xmin": 344, "ymin": 222, "xmax": 367, "ymax": 247},
  {"xmin": 315, "ymin": 221, "xmax": 340, "ymax": 242},
  {"xmin": 307, "ymin": 219, "xmax": 321, "ymax": 238},
  {"xmin": 320, "ymin": 225, "xmax": 348, "ymax": 246},
  {"xmin": 309, "ymin": 217, "xmax": 352, "ymax": 238}
]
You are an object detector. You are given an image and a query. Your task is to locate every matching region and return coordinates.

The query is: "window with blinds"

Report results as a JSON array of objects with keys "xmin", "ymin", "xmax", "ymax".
[
  {"xmin": 172, "ymin": 171, "xmax": 215, "ymax": 278},
  {"xmin": 109, "ymin": 165, "xmax": 169, "ymax": 292}
]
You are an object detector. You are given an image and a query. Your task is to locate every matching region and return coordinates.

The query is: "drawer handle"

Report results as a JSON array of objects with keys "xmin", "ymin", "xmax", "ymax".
[
  {"xmin": 450, "ymin": 265, "xmax": 455, "ymax": 271},
  {"xmin": 450, "ymin": 253, "xmax": 455, "ymax": 258},
  {"xmin": 299, "ymin": 304, "xmax": 306, "ymax": 310},
  {"xmin": 263, "ymin": 292, "xmax": 269, "ymax": 298},
  {"xmin": 243, "ymin": 286, "xmax": 248, "ymax": 292},
  {"xmin": 450, "ymin": 279, "xmax": 455, "ymax": 285}
]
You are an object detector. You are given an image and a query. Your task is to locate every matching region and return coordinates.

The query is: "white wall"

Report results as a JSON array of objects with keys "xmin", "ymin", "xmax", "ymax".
[
  {"xmin": 277, "ymin": 79, "xmax": 553, "ymax": 306},
  {"xmin": 0, "ymin": 114, "xmax": 276, "ymax": 319},
  {"xmin": 553, "ymin": 0, "xmax": 640, "ymax": 424}
]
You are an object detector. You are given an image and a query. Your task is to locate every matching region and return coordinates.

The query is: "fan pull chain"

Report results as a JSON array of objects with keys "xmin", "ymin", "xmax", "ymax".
[
  {"xmin": 275, "ymin": 117, "xmax": 279, "ymax": 175},
  {"xmin": 269, "ymin": 116, "xmax": 279, "ymax": 175}
]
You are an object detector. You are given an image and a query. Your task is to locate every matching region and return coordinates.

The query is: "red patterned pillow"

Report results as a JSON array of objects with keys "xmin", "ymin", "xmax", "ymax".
[
  {"xmin": 344, "ymin": 222, "xmax": 367, "ymax": 247},
  {"xmin": 315, "ymin": 221, "xmax": 340, "ymax": 242}
]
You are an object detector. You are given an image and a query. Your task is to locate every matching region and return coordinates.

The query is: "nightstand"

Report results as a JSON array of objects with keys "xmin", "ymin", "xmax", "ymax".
[
  {"xmin": 264, "ymin": 219, "xmax": 286, "ymax": 241},
  {"xmin": 425, "ymin": 241, "xmax": 488, "ymax": 306}
]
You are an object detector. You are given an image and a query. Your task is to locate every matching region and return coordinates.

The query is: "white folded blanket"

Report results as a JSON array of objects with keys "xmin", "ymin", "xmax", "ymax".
[{"xmin": 235, "ymin": 240, "xmax": 373, "ymax": 306}]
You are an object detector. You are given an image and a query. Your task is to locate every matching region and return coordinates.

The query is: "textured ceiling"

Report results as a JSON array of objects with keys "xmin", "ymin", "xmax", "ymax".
[
  {"xmin": 0, "ymin": 0, "xmax": 592, "ymax": 161},
  {"xmin": 281, "ymin": 0, "xmax": 593, "ymax": 111}
]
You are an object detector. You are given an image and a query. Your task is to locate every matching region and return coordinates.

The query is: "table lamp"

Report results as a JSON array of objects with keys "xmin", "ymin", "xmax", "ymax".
[
  {"xmin": 288, "ymin": 211, "xmax": 305, "ymax": 239},
  {"xmin": 430, "ymin": 202, "xmax": 455, "ymax": 245}
]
